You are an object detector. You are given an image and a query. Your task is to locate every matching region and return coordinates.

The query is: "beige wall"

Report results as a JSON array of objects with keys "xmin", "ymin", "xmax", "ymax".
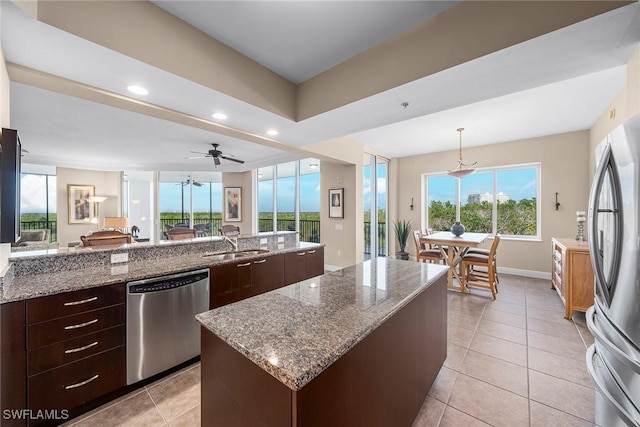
[
  {"xmin": 221, "ymin": 171, "xmax": 254, "ymax": 235},
  {"xmin": 395, "ymin": 131, "xmax": 592, "ymax": 276},
  {"xmin": 1, "ymin": 48, "xmax": 9, "ymax": 128},
  {"xmin": 56, "ymin": 167, "xmax": 122, "ymax": 246},
  {"xmin": 320, "ymin": 160, "xmax": 362, "ymax": 269},
  {"xmin": 311, "ymin": 136, "xmax": 364, "ymax": 269},
  {"xmin": 589, "ymin": 45, "xmax": 640, "ymax": 174}
]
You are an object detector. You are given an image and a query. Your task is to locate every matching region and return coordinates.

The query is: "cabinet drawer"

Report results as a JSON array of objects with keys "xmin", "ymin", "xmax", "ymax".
[
  {"xmin": 27, "ymin": 304, "xmax": 124, "ymax": 350},
  {"xmin": 28, "ymin": 346, "xmax": 125, "ymax": 413},
  {"xmin": 26, "ymin": 283, "xmax": 124, "ymax": 324},
  {"xmin": 27, "ymin": 325, "xmax": 125, "ymax": 376}
]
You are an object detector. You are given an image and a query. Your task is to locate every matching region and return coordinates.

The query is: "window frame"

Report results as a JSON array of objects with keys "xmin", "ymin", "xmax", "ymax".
[{"xmin": 422, "ymin": 162, "xmax": 541, "ymax": 241}]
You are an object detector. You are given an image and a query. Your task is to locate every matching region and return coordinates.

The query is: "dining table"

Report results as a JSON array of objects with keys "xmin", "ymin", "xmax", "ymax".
[{"xmin": 420, "ymin": 231, "xmax": 490, "ymax": 292}]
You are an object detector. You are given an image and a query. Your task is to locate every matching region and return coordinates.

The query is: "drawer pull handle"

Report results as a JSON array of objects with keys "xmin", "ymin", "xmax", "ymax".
[
  {"xmin": 64, "ymin": 319, "xmax": 98, "ymax": 330},
  {"xmin": 64, "ymin": 341, "xmax": 98, "ymax": 354},
  {"xmin": 297, "ymin": 252, "xmax": 306, "ymax": 256},
  {"xmin": 307, "ymin": 250, "xmax": 316, "ymax": 254},
  {"xmin": 254, "ymin": 259, "xmax": 267, "ymax": 264},
  {"xmin": 65, "ymin": 374, "xmax": 99, "ymax": 390},
  {"xmin": 237, "ymin": 262, "xmax": 252, "ymax": 267},
  {"xmin": 64, "ymin": 296, "xmax": 98, "ymax": 306}
]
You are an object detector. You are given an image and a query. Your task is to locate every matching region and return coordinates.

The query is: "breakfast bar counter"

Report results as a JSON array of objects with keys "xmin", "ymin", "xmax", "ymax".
[{"xmin": 197, "ymin": 257, "xmax": 448, "ymax": 427}]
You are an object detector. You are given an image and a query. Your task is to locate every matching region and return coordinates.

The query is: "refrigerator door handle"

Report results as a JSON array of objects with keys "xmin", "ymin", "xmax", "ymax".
[
  {"xmin": 587, "ymin": 345, "xmax": 640, "ymax": 426},
  {"xmin": 588, "ymin": 143, "xmax": 623, "ymax": 307},
  {"xmin": 586, "ymin": 307, "xmax": 640, "ymax": 375}
]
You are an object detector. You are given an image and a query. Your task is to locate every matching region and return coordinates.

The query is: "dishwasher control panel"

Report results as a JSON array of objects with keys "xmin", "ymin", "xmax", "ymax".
[{"xmin": 128, "ymin": 271, "xmax": 209, "ymax": 294}]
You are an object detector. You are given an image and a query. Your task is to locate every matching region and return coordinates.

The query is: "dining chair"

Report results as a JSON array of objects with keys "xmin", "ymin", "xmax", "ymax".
[
  {"xmin": 466, "ymin": 234, "xmax": 500, "ymax": 284},
  {"xmin": 424, "ymin": 228, "xmax": 448, "ymax": 253},
  {"xmin": 81, "ymin": 230, "xmax": 133, "ymax": 247},
  {"xmin": 413, "ymin": 230, "xmax": 444, "ymax": 264},
  {"xmin": 460, "ymin": 234, "xmax": 501, "ymax": 299},
  {"xmin": 164, "ymin": 227, "xmax": 197, "ymax": 240}
]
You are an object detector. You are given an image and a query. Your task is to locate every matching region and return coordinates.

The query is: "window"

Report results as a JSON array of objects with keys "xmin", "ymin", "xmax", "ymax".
[
  {"xmin": 276, "ymin": 162, "xmax": 296, "ymax": 232},
  {"xmin": 158, "ymin": 172, "xmax": 222, "ymax": 238},
  {"xmin": 256, "ymin": 159, "xmax": 320, "ymax": 242},
  {"xmin": 258, "ymin": 166, "xmax": 274, "ymax": 232},
  {"xmin": 424, "ymin": 164, "xmax": 540, "ymax": 238},
  {"xmin": 20, "ymin": 168, "xmax": 57, "ymax": 242}
]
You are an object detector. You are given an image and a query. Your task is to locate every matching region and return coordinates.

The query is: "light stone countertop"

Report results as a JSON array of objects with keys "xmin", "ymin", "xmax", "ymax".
[
  {"xmin": 196, "ymin": 258, "xmax": 448, "ymax": 391},
  {"xmin": 0, "ymin": 241, "xmax": 321, "ymax": 303}
]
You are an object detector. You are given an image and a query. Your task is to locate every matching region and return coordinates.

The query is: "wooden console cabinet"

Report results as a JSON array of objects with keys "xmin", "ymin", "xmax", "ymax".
[{"xmin": 551, "ymin": 238, "xmax": 595, "ymax": 319}]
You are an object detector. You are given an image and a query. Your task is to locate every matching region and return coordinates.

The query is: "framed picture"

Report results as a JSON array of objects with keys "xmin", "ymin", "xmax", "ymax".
[
  {"xmin": 68, "ymin": 184, "xmax": 95, "ymax": 224},
  {"xmin": 224, "ymin": 187, "xmax": 242, "ymax": 222},
  {"xmin": 329, "ymin": 188, "xmax": 344, "ymax": 218}
]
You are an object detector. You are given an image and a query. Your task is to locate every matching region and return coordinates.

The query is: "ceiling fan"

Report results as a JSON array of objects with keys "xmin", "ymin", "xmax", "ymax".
[
  {"xmin": 177, "ymin": 178, "xmax": 202, "ymax": 187},
  {"xmin": 188, "ymin": 143, "xmax": 245, "ymax": 166}
]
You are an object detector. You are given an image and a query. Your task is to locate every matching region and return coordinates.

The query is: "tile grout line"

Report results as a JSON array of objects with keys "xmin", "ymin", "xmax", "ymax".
[{"xmin": 145, "ymin": 386, "xmax": 170, "ymax": 426}]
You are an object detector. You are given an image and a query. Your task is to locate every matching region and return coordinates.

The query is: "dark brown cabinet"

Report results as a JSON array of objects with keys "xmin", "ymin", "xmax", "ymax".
[
  {"xmin": 210, "ymin": 260, "xmax": 253, "ymax": 309},
  {"xmin": 24, "ymin": 283, "xmax": 126, "ymax": 425},
  {"xmin": 210, "ymin": 254, "xmax": 285, "ymax": 308},
  {"xmin": 251, "ymin": 254, "xmax": 284, "ymax": 297},
  {"xmin": 210, "ymin": 248, "xmax": 323, "ymax": 308},
  {"xmin": 284, "ymin": 247, "xmax": 325, "ymax": 285},
  {"xmin": 1, "ymin": 301, "xmax": 26, "ymax": 427}
]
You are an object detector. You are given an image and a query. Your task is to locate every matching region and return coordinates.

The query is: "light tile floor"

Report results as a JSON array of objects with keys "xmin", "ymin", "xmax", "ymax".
[{"xmin": 64, "ymin": 274, "xmax": 596, "ymax": 427}]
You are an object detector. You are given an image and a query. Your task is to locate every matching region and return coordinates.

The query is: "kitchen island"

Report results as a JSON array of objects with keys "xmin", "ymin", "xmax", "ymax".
[
  {"xmin": 197, "ymin": 257, "xmax": 448, "ymax": 427},
  {"xmin": 0, "ymin": 231, "xmax": 323, "ymax": 426}
]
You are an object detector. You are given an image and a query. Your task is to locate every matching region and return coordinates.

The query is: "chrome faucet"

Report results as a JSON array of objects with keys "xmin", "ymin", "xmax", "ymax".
[{"xmin": 222, "ymin": 235, "xmax": 238, "ymax": 251}]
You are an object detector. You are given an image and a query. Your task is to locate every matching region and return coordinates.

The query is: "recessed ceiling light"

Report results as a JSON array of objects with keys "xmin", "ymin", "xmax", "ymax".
[
  {"xmin": 212, "ymin": 112, "xmax": 227, "ymax": 120},
  {"xmin": 127, "ymin": 85, "xmax": 148, "ymax": 95},
  {"xmin": 266, "ymin": 129, "xmax": 279, "ymax": 136}
]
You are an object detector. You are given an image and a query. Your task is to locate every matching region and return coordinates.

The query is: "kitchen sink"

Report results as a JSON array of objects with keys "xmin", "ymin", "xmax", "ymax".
[{"xmin": 203, "ymin": 248, "xmax": 270, "ymax": 260}]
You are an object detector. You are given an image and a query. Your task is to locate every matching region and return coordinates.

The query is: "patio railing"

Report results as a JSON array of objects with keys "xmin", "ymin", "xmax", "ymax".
[
  {"xmin": 364, "ymin": 221, "xmax": 387, "ymax": 256},
  {"xmin": 20, "ymin": 220, "xmax": 57, "ymax": 242}
]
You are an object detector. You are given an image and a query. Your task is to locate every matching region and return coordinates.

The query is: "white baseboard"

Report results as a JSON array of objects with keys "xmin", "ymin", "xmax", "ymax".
[
  {"xmin": 499, "ymin": 267, "xmax": 551, "ymax": 280},
  {"xmin": 324, "ymin": 264, "xmax": 342, "ymax": 272}
]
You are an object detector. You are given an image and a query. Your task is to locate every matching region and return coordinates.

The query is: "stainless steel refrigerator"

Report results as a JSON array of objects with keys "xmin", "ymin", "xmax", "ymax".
[{"xmin": 586, "ymin": 113, "xmax": 640, "ymax": 426}]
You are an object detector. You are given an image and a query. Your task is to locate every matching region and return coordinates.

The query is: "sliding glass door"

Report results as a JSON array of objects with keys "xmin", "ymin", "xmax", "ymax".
[{"xmin": 364, "ymin": 154, "xmax": 388, "ymax": 259}]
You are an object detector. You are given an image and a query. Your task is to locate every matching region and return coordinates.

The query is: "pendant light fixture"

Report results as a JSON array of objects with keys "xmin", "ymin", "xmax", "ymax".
[{"xmin": 447, "ymin": 127, "xmax": 477, "ymax": 178}]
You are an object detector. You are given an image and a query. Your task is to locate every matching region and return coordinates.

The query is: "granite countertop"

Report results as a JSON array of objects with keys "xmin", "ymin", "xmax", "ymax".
[
  {"xmin": 196, "ymin": 258, "xmax": 448, "ymax": 391},
  {"xmin": 1, "ymin": 241, "xmax": 321, "ymax": 303}
]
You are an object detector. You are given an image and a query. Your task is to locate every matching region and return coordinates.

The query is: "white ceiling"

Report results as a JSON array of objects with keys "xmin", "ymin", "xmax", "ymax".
[
  {"xmin": 2, "ymin": 1, "xmax": 640, "ymax": 172},
  {"xmin": 151, "ymin": 1, "xmax": 461, "ymax": 84}
]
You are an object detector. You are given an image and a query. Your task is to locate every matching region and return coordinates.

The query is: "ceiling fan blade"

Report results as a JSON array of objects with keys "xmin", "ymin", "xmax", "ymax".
[
  {"xmin": 193, "ymin": 181, "xmax": 203, "ymax": 187},
  {"xmin": 186, "ymin": 155, "xmax": 208, "ymax": 159},
  {"xmin": 189, "ymin": 151, "xmax": 209, "ymax": 155},
  {"xmin": 221, "ymin": 155, "xmax": 245, "ymax": 164},
  {"xmin": 214, "ymin": 157, "xmax": 221, "ymax": 166}
]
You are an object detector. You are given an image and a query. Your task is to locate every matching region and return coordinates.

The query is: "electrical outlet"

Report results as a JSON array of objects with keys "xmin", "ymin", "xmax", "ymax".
[
  {"xmin": 335, "ymin": 224, "xmax": 343, "ymax": 230},
  {"xmin": 111, "ymin": 252, "xmax": 129, "ymax": 264},
  {"xmin": 337, "ymin": 250, "xmax": 341, "ymax": 256}
]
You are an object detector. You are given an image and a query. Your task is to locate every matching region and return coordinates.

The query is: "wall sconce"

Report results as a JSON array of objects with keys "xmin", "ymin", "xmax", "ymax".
[
  {"xmin": 555, "ymin": 192, "xmax": 561, "ymax": 211},
  {"xmin": 410, "ymin": 197, "xmax": 414, "ymax": 211}
]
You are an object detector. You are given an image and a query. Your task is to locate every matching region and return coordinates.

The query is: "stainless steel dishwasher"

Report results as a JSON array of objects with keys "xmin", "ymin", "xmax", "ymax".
[{"xmin": 126, "ymin": 268, "xmax": 209, "ymax": 385}]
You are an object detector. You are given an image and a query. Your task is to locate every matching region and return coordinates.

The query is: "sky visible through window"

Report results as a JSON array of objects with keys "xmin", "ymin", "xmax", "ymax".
[
  {"xmin": 428, "ymin": 168, "xmax": 537, "ymax": 203},
  {"xmin": 363, "ymin": 165, "xmax": 387, "ymax": 211},
  {"xmin": 258, "ymin": 173, "xmax": 320, "ymax": 212}
]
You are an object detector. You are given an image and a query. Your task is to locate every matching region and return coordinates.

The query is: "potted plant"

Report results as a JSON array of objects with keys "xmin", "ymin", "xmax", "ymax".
[{"xmin": 393, "ymin": 219, "xmax": 412, "ymax": 260}]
